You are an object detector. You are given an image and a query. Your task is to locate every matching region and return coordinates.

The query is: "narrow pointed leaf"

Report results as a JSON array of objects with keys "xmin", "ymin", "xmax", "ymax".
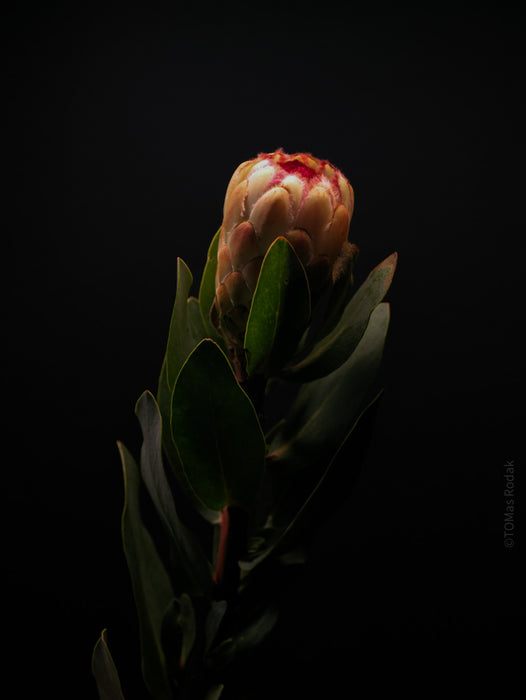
[
  {"xmin": 177, "ymin": 594, "xmax": 196, "ymax": 668},
  {"xmin": 234, "ymin": 605, "xmax": 279, "ymax": 653},
  {"xmin": 157, "ymin": 260, "xmax": 219, "ymax": 524},
  {"xmin": 162, "ymin": 594, "xmax": 196, "ymax": 670},
  {"xmin": 135, "ymin": 391, "xmax": 213, "ymax": 595},
  {"xmin": 205, "ymin": 685, "xmax": 224, "ymax": 700},
  {"xmin": 91, "ymin": 629, "xmax": 125, "ymax": 700},
  {"xmin": 268, "ymin": 302, "xmax": 391, "ymax": 471},
  {"xmin": 204, "ymin": 601, "xmax": 228, "ymax": 657},
  {"xmin": 118, "ymin": 441, "xmax": 174, "ymax": 700},
  {"xmin": 242, "ymin": 390, "xmax": 384, "ymax": 570},
  {"xmin": 313, "ymin": 242, "xmax": 360, "ymax": 341},
  {"xmin": 283, "ymin": 252, "xmax": 397, "ymax": 381},
  {"xmin": 245, "ymin": 237, "xmax": 311, "ymax": 376},
  {"xmin": 170, "ymin": 339, "xmax": 266, "ymax": 512},
  {"xmin": 187, "ymin": 296, "xmax": 207, "ymax": 342},
  {"xmin": 165, "ymin": 258, "xmax": 197, "ymax": 389},
  {"xmin": 158, "ymin": 358, "xmax": 218, "ymax": 523},
  {"xmin": 198, "ymin": 226, "xmax": 223, "ymax": 341},
  {"xmin": 207, "ymin": 605, "xmax": 278, "ymax": 665}
]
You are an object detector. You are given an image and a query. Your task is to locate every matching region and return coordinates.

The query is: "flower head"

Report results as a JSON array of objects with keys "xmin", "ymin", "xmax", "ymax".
[{"xmin": 212, "ymin": 149, "xmax": 356, "ymax": 347}]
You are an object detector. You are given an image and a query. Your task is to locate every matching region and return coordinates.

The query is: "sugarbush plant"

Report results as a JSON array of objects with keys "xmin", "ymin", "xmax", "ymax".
[{"xmin": 92, "ymin": 150, "xmax": 397, "ymax": 699}]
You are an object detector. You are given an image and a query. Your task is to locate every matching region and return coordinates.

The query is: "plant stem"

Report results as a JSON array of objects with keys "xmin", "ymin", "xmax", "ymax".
[{"xmin": 213, "ymin": 505, "xmax": 248, "ymax": 601}]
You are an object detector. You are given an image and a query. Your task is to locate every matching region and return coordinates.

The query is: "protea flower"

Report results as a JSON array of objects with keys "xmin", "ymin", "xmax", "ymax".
[{"xmin": 211, "ymin": 149, "xmax": 357, "ymax": 347}]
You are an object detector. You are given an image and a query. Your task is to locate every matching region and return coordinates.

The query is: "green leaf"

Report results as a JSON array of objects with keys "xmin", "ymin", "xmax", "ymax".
[
  {"xmin": 177, "ymin": 594, "xmax": 196, "ymax": 668},
  {"xmin": 170, "ymin": 339, "xmax": 266, "ymax": 512},
  {"xmin": 135, "ymin": 391, "xmax": 213, "ymax": 595},
  {"xmin": 91, "ymin": 629, "xmax": 125, "ymax": 700},
  {"xmin": 187, "ymin": 296, "xmax": 207, "ymax": 342},
  {"xmin": 244, "ymin": 237, "xmax": 311, "ymax": 377},
  {"xmin": 207, "ymin": 605, "xmax": 278, "ymax": 667},
  {"xmin": 204, "ymin": 601, "xmax": 228, "ymax": 657},
  {"xmin": 283, "ymin": 252, "xmax": 397, "ymax": 381},
  {"xmin": 242, "ymin": 390, "xmax": 383, "ymax": 571},
  {"xmin": 234, "ymin": 605, "xmax": 279, "ymax": 653},
  {"xmin": 118, "ymin": 441, "xmax": 174, "ymax": 700},
  {"xmin": 204, "ymin": 685, "xmax": 224, "ymax": 700},
  {"xmin": 165, "ymin": 258, "xmax": 198, "ymax": 389},
  {"xmin": 198, "ymin": 226, "xmax": 223, "ymax": 340},
  {"xmin": 268, "ymin": 302, "xmax": 391, "ymax": 472},
  {"xmin": 157, "ymin": 260, "xmax": 219, "ymax": 524},
  {"xmin": 162, "ymin": 595, "xmax": 196, "ymax": 670}
]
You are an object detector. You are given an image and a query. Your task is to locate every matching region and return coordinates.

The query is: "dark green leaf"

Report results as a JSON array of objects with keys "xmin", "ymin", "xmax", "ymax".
[
  {"xmin": 157, "ymin": 260, "xmax": 219, "ymax": 524},
  {"xmin": 198, "ymin": 227, "xmax": 223, "ymax": 342},
  {"xmin": 312, "ymin": 242, "xmax": 359, "ymax": 341},
  {"xmin": 170, "ymin": 339, "xmax": 266, "ymax": 512},
  {"xmin": 244, "ymin": 237, "xmax": 311, "ymax": 376},
  {"xmin": 187, "ymin": 296, "xmax": 207, "ymax": 343},
  {"xmin": 207, "ymin": 605, "xmax": 278, "ymax": 667},
  {"xmin": 204, "ymin": 685, "xmax": 224, "ymax": 700},
  {"xmin": 268, "ymin": 302, "xmax": 391, "ymax": 472},
  {"xmin": 204, "ymin": 601, "xmax": 228, "ymax": 657},
  {"xmin": 178, "ymin": 594, "xmax": 196, "ymax": 668},
  {"xmin": 118, "ymin": 441, "xmax": 174, "ymax": 700},
  {"xmin": 165, "ymin": 258, "xmax": 197, "ymax": 389},
  {"xmin": 91, "ymin": 629, "xmax": 125, "ymax": 700},
  {"xmin": 234, "ymin": 605, "xmax": 279, "ymax": 653},
  {"xmin": 135, "ymin": 391, "xmax": 213, "ymax": 595},
  {"xmin": 242, "ymin": 390, "xmax": 384, "ymax": 571},
  {"xmin": 283, "ymin": 252, "xmax": 397, "ymax": 381},
  {"xmin": 162, "ymin": 595, "xmax": 196, "ymax": 670}
]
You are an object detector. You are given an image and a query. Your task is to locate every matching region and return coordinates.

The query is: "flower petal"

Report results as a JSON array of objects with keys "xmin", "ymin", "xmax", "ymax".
[
  {"xmin": 223, "ymin": 179, "xmax": 249, "ymax": 234},
  {"xmin": 323, "ymin": 204, "xmax": 350, "ymax": 262},
  {"xmin": 249, "ymin": 186, "xmax": 291, "ymax": 252},
  {"xmin": 246, "ymin": 165, "xmax": 276, "ymax": 213},
  {"xmin": 228, "ymin": 221, "xmax": 259, "ymax": 270},
  {"xmin": 295, "ymin": 185, "xmax": 333, "ymax": 249}
]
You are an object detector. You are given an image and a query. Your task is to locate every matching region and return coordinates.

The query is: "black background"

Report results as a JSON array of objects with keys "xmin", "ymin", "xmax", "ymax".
[{"xmin": 5, "ymin": 2, "xmax": 523, "ymax": 698}]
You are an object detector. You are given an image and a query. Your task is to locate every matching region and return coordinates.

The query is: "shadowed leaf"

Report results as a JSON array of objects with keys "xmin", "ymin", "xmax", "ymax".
[
  {"xmin": 91, "ymin": 629, "xmax": 125, "ymax": 700},
  {"xmin": 204, "ymin": 601, "xmax": 228, "ymax": 657},
  {"xmin": 157, "ymin": 259, "xmax": 219, "ymax": 524},
  {"xmin": 283, "ymin": 252, "xmax": 396, "ymax": 381},
  {"xmin": 170, "ymin": 339, "xmax": 266, "ymax": 512},
  {"xmin": 135, "ymin": 391, "xmax": 213, "ymax": 595},
  {"xmin": 162, "ymin": 594, "xmax": 196, "ymax": 670},
  {"xmin": 269, "ymin": 302, "xmax": 391, "ymax": 470},
  {"xmin": 118, "ymin": 442, "xmax": 174, "ymax": 700},
  {"xmin": 198, "ymin": 227, "xmax": 224, "ymax": 344}
]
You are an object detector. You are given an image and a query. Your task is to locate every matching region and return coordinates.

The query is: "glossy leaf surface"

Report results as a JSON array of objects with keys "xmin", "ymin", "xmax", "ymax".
[
  {"xmin": 170, "ymin": 339, "xmax": 266, "ymax": 512},
  {"xmin": 198, "ymin": 226, "xmax": 223, "ymax": 342},
  {"xmin": 244, "ymin": 237, "xmax": 311, "ymax": 376},
  {"xmin": 204, "ymin": 601, "xmax": 228, "ymax": 657}
]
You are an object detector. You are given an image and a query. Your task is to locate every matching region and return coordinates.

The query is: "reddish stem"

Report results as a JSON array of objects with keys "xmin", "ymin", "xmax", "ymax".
[
  {"xmin": 213, "ymin": 506, "xmax": 230, "ymax": 587},
  {"xmin": 213, "ymin": 506, "xmax": 247, "ymax": 600}
]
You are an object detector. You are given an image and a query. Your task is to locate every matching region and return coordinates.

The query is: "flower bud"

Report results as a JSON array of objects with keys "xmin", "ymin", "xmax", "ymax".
[{"xmin": 212, "ymin": 149, "xmax": 357, "ymax": 347}]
